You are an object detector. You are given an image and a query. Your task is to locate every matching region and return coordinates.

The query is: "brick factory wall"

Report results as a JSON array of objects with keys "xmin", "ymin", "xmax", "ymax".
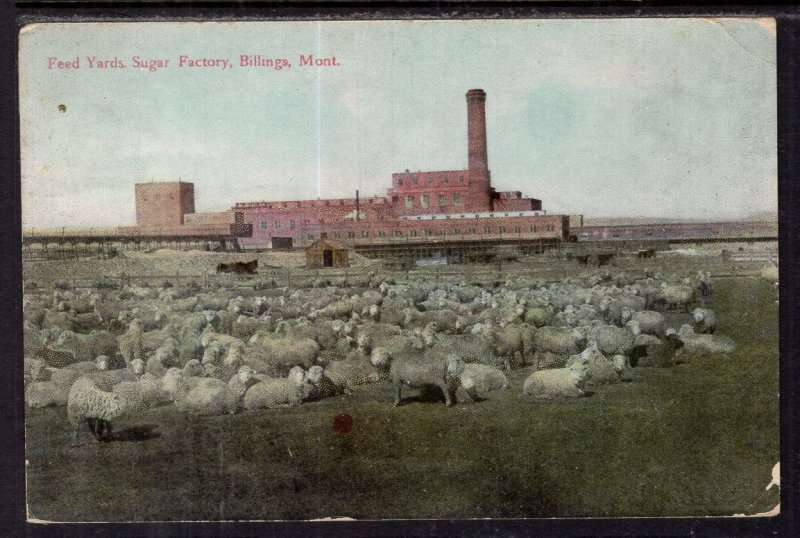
[{"xmin": 135, "ymin": 182, "xmax": 195, "ymax": 227}]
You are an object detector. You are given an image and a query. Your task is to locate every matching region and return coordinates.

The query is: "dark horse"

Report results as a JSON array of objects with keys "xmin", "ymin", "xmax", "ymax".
[{"xmin": 216, "ymin": 259, "xmax": 258, "ymax": 274}]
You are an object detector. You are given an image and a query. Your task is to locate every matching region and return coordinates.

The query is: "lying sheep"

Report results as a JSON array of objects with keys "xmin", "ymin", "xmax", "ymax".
[
  {"xmin": 458, "ymin": 363, "xmax": 509, "ymax": 401},
  {"xmin": 522, "ymin": 356, "xmax": 589, "ymax": 399},
  {"xmin": 692, "ymin": 308, "xmax": 718, "ymax": 334},
  {"xmin": 172, "ymin": 376, "xmax": 241, "ymax": 416},
  {"xmin": 565, "ymin": 343, "xmax": 628, "ymax": 386},
  {"xmin": 67, "ymin": 376, "xmax": 127, "ymax": 444},
  {"xmin": 303, "ymin": 365, "xmax": 345, "ymax": 401},
  {"xmin": 242, "ymin": 369, "xmax": 312, "ymax": 409},
  {"xmin": 676, "ymin": 325, "xmax": 735, "ymax": 357},
  {"xmin": 372, "ymin": 351, "xmax": 465, "ymax": 407}
]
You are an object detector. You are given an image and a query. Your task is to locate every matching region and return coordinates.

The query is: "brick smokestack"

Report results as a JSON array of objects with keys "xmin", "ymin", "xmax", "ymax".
[{"xmin": 466, "ymin": 89, "xmax": 489, "ymax": 174}]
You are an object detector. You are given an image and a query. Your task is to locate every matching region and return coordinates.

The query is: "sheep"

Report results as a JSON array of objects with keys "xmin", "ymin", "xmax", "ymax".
[
  {"xmin": 692, "ymin": 308, "xmax": 718, "ymax": 334},
  {"xmin": 458, "ymin": 363, "xmax": 509, "ymax": 401},
  {"xmin": 82, "ymin": 367, "xmax": 139, "ymax": 392},
  {"xmin": 67, "ymin": 377, "xmax": 127, "ymax": 444},
  {"xmin": 54, "ymin": 330, "xmax": 118, "ymax": 363},
  {"xmin": 522, "ymin": 356, "xmax": 590, "ymax": 399},
  {"xmin": 243, "ymin": 335, "xmax": 320, "ymax": 377},
  {"xmin": 531, "ymin": 326, "xmax": 587, "ymax": 369},
  {"xmin": 565, "ymin": 343, "xmax": 627, "ymax": 386},
  {"xmin": 24, "ymin": 357, "xmax": 50, "ymax": 386},
  {"xmin": 26, "ymin": 381, "xmax": 72, "ymax": 408},
  {"xmin": 626, "ymin": 310, "xmax": 666, "ymax": 337},
  {"xmin": 675, "ymin": 325, "xmax": 736, "ymax": 357},
  {"xmin": 226, "ymin": 366, "xmax": 258, "ymax": 407},
  {"xmin": 303, "ymin": 365, "xmax": 345, "ymax": 401},
  {"xmin": 171, "ymin": 376, "xmax": 241, "ymax": 416},
  {"xmin": 657, "ymin": 284, "xmax": 695, "ymax": 312},
  {"xmin": 321, "ymin": 354, "xmax": 384, "ymax": 393},
  {"xmin": 118, "ymin": 319, "xmax": 144, "ymax": 366},
  {"xmin": 581, "ymin": 325, "xmax": 635, "ymax": 358},
  {"xmin": 112, "ymin": 378, "xmax": 172, "ymax": 412},
  {"xmin": 371, "ymin": 351, "xmax": 465, "ymax": 407},
  {"xmin": 242, "ymin": 370, "xmax": 312, "ymax": 409}
]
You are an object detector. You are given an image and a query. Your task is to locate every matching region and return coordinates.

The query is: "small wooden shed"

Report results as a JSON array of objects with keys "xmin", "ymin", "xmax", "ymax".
[{"xmin": 305, "ymin": 238, "xmax": 350, "ymax": 269}]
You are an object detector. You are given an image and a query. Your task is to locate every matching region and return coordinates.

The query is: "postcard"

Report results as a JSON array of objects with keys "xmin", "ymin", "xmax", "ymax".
[{"xmin": 20, "ymin": 19, "xmax": 779, "ymax": 522}]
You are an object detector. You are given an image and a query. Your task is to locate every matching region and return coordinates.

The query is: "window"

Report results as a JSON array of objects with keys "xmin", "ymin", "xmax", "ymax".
[
  {"xmin": 425, "ymin": 229, "xmax": 432, "ymax": 236},
  {"xmin": 307, "ymin": 233, "xmax": 315, "ymax": 240},
  {"xmin": 453, "ymin": 193, "xmax": 461, "ymax": 206},
  {"xmin": 412, "ymin": 176, "xmax": 418, "ymax": 185},
  {"xmin": 468, "ymin": 228, "xmax": 476, "ymax": 235},
  {"xmin": 333, "ymin": 232, "xmax": 341, "ymax": 239},
  {"xmin": 454, "ymin": 228, "xmax": 461, "ymax": 235},
  {"xmin": 459, "ymin": 175, "xmax": 465, "ymax": 182},
  {"xmin": 346, "ymin": 231, "xmax": 354, "ymax": 238},
  {"xmin": 274, "ymin": 220, "xmax": 281, "ymax": 229},
  {"xmin": 443, "ymin": 176, "xmax": 449, "ymax": 184},
  {"xmin": 398, "ymin": 178, "xmax": 403, "ymax": 186},
  {"xmin": 438, "ymin": 195, "xmax": 446, "ymax": 207},
  {"xmin": 289, "ymin": 220, "xmax": 295, "ymax": 230},
  {"xmin": 394, "ymin": 230, "xmax": 403, "ymax": 237},
  {"xmin": 439, "ymin": 229, "xmax": 446, "ymax": 236},
  {"xmin": 405, "ymin": 195, "xmax": 413, "ymax": 209},
  {"xmin": 514, "ymin": 226, "xmax": 521, "ymax": 233},
  {"xmin": 530, "ymin": 225, "xmax": 537, "ymax": 233},
  {"xmin": 499, "ymin": 226, "xmax": 506, "ymax": 233},
  {"xmin": 410, "ymin": 230, "xmax": 417, "ymax": 237},
  {"xmin": 303, "ymin": 219, "xmax": 310, "ymax": 225},
  {"xmin": 484, "ymin": 226, "xmax": 492, "ymax": 234},
  {"xmin": 378, "ymin": 230, "xmax": 386, "ymax": 238},
  {"xmin": 428, "ymin": 176, "xmax": 433, "ymax": 184},
  {"xmin": 547, "ymin": 224, "xmax": 555, "ymax": 232},
  {"xmin": 362, "ymin": 230, "xmax": 369, "ymax": 238},
  {"xmin": 260, "ymin": 220, "xmax": 267, "ymax": 230},
  {"xmin": 421, "ymin": 195, "xmax": 429, "ymax": 208}
]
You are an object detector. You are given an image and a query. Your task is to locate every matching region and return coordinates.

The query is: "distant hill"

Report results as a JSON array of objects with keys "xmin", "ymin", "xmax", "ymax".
[{"xmin": 582, "ymin": 213, "xmax": 778, "ymax": 227}]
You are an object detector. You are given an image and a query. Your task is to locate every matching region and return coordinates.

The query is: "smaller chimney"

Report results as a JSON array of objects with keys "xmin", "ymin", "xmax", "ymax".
[{"xmin": 356, "ymin": 190, "xmax": 360, "ymax": 221}]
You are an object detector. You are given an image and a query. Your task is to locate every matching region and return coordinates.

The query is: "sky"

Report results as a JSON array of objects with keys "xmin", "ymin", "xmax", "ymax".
[{"xmin": 19, "ymin": 19, "xmax": 777, "ymax": 228}]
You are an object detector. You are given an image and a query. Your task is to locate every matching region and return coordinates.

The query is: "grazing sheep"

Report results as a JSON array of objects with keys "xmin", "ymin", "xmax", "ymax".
[
  {"xmin": 67, "ymin": 377, "xmax": 127, "ymax": 444},
  {"xmin": 692, "ymin": 308, "xmax": 718, "ymax": 334},
  {"xmin": 323, "ymin": 354, "xmax": 384, "ymax": 392},
  {"xmin": 242, "ymin": 371, "xmax": 312, "ymax": 409},
  {"xmin": 372, "ymin": 351, "xmax": 465, "ymax": 407},
  {"xmin": 658, "ymin": 284, "xmax": 695, "ymax": 312},
  {"xmin": 522, "ymin": 356, "xmax": 590, "ymax": 399},
  {"xmin": 523, "ymin": 304, "xmax": 555, "ymax": 327}
]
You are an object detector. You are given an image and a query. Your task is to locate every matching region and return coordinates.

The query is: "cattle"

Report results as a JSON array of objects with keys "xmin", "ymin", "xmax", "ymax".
[{"xmin": 216, "ymin": 260, "xmax": 259, "ymax": 275}]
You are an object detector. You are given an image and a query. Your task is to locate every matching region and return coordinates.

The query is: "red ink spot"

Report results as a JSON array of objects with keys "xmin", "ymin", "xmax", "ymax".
[{"xmin": 333, "ymin": 413, "xmax": 353, "ymax": 434}]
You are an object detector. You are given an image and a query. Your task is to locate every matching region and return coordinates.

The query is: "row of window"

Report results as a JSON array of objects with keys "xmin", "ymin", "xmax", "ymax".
[
  {"xmin": 301, "ymin": 224, "xmax": 556, "ymax": 241},
  {"xmin": 397, "ymin": 175, "xmax": 465, "ymax": 187},
  {"xmin": 259, "ymin": 219, "xmax": 297, "ymax": 230},
  {"xmin": 404, "ymin": 193, "xmax": 461, "ymax": 209}
]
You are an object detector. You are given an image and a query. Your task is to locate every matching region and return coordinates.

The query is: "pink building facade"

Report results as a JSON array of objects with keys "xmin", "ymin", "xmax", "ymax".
[{"xmin": 235, "ymin": 89, "xmax": 564, "ymax": 249}]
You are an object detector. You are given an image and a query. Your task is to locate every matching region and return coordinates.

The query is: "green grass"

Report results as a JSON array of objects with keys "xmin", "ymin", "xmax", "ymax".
[{"xmin": 24, "ymin": 277, "xmax": 780, "ymax": 521}]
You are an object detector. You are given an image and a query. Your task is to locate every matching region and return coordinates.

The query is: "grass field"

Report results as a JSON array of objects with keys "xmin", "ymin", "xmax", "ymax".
[{"xmin": 24, "ymin": 274, "xmax": 780, "ymax": 521}]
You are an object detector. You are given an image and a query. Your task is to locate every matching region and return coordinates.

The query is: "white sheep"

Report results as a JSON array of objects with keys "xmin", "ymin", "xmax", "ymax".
[
  {"xmin": 242, "ymin": 370, "xmax": 312, "ymax": 409},
  {"xmin": 458, "ymin": 363, "xmax": 509, "ymax": 400},
  {"xmin": 676, "ymin": 325, "xmax": 735, "ymax": 357},
  {"xmin": 692, "ymin": 308, "xmax": 718, "ymax": 334},
  {"xmin": 522, "ymin": 357, "xmax": 589, "ymax": 399},
  {"xmin": 67, "ymin": 376, "xmax": 127, "ymax": 444}
]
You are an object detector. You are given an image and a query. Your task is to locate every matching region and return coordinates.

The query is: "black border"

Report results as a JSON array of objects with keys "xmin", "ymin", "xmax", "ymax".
[{"xmin": 2, "ymin": 3, "xmax": 798, "ymax": 537}]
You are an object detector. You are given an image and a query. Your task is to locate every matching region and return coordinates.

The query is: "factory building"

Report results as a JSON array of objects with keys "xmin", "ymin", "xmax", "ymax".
[{"xmin": 121, "ymin": 89, "xmax": 569, "ymax": 250}]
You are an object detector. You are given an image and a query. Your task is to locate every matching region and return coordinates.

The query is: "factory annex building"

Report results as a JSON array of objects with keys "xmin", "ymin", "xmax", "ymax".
[{"xmin": 124, "ymin": 89, "xmax": 569, "ymax": 251}]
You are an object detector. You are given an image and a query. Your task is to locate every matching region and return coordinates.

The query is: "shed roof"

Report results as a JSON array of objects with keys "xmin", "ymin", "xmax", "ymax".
[{"xmin": 305, "ymin": 238, "xmax": 349, "ymax": 251}]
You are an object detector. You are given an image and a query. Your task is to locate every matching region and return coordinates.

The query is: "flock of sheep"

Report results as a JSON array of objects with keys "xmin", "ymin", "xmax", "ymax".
[{"xmin": 23, "ymin": 267, "xmax": 735, "ymax": 445}]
